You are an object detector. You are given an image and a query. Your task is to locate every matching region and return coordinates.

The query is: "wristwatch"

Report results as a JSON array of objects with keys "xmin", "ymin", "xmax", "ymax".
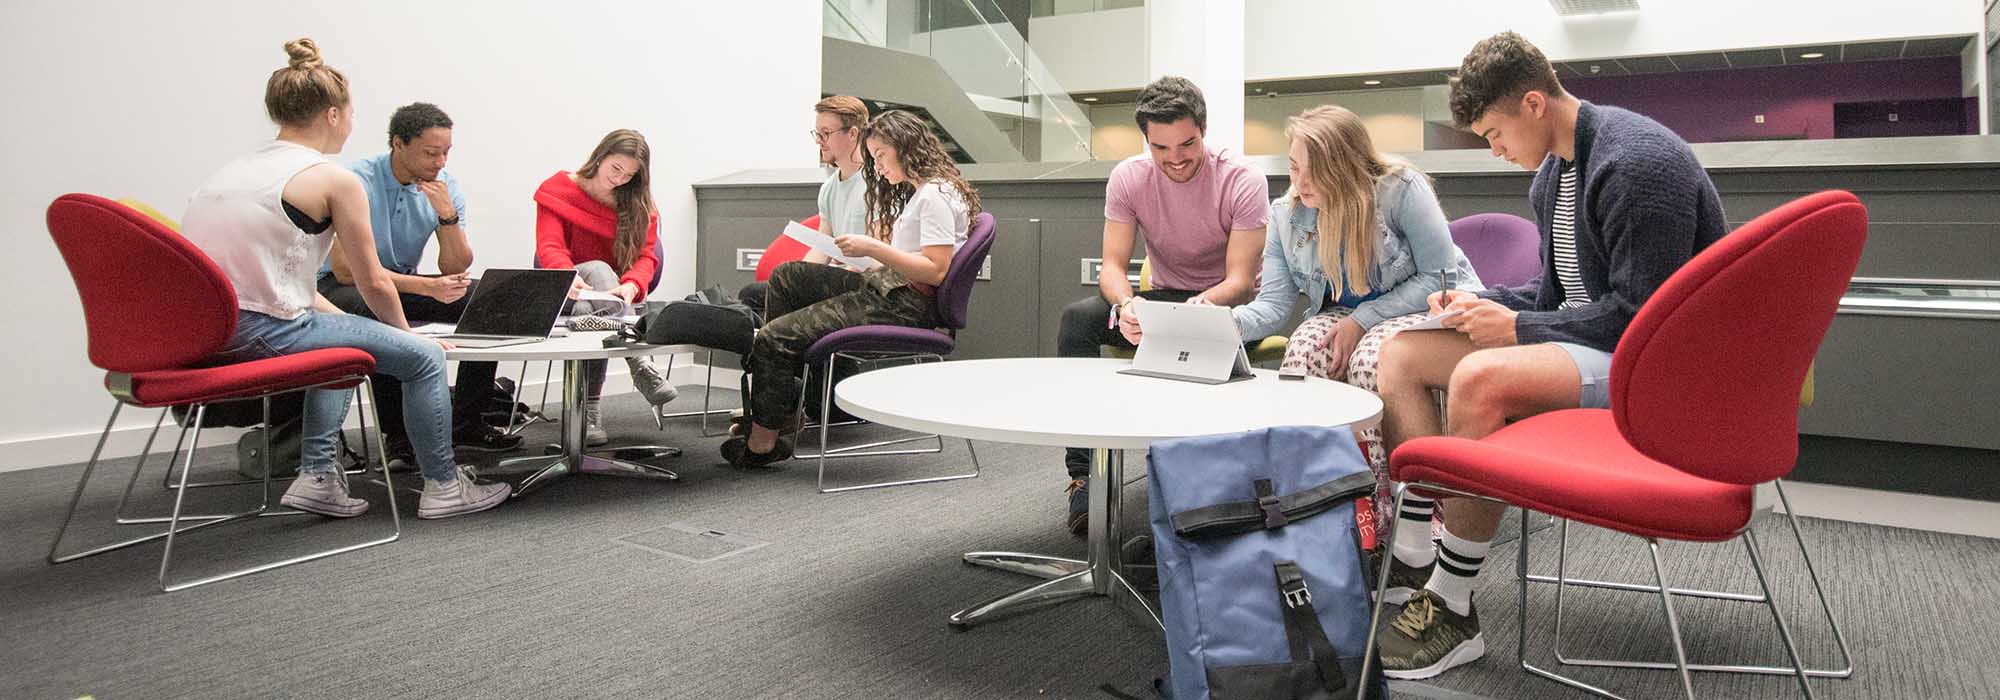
[{"xmin": 437, "ymin": 213, "xmax": 460, "ymax": 227}]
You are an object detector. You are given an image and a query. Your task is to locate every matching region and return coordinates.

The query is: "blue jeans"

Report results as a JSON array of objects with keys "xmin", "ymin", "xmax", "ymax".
[{"xmin": 217, "ymin": 310, "xmax": 457, "ymax": 481}]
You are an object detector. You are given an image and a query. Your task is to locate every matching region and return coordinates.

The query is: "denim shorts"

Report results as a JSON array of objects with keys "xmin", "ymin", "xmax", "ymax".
[{"xmin": 1551, "ymin": 342, "xmax": 1614, "ymax": 409}]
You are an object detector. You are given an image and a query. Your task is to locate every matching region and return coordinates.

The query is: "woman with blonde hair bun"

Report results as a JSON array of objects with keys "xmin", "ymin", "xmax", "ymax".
[{"xmin": 178, "ymin": 38, "xmax": 511, "ymax": 520}]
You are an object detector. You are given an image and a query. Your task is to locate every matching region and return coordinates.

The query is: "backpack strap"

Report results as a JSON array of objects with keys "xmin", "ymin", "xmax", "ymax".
[
  {"xmin": 1171, "ymin": 471, "xmax": 1376, "ymax": 539},
  {"xmin": 1274, "ymin": 560, "xmax": 1347, "ymax": 694}
]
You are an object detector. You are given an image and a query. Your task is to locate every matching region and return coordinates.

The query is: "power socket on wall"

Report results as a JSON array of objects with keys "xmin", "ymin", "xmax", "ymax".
[{"xmin": 1754, "ymin": 114, "xmax": 1765, "ymax": 124}]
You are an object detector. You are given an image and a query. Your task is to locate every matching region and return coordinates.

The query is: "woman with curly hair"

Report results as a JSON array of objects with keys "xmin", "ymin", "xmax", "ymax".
[{"xmin": 723, "ymin": 110, "xmax": 981, "ymax": 467}]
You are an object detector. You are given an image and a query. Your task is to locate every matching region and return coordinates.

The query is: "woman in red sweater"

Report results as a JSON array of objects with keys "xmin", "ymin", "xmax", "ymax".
[{"xmin": 533, "ymin": 128, "xmax": 672, "ymax": 445}]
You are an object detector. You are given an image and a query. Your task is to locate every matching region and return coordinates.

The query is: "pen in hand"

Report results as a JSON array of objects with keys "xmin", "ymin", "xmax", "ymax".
[{"xmin": 1437, "ymin": 268, "xmax": 1455, "ymax": 311}]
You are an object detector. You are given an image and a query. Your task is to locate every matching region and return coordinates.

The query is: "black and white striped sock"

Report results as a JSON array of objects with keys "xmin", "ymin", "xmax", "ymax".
[
  {"xmin": 1423, "ymin": 526, "xmax": 1489, "ymax": 616},
  {"xmin": 1392, "ymin": 493, "xmax": 1437, "ymax": 568}
]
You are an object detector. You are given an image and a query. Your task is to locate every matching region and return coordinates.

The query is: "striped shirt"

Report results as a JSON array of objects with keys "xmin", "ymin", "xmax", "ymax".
[{"xmin": 1551, "ymin": 162, "xmax": 1590, "ymax": 309}]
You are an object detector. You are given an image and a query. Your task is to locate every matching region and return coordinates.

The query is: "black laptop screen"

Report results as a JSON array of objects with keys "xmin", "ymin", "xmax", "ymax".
[{"xmin": 453, "ymin": 269, "xmax": 577, "ymax": 336}]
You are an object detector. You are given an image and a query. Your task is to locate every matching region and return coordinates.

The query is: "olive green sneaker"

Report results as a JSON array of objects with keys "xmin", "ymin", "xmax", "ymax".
[
  {"xmin": 1377, "ymin": 590, "xmax": 1485, "ymax": 680},
  {"xmin": 1369, "ymin": 548, "xmax": 1434, "ymax": 606}
]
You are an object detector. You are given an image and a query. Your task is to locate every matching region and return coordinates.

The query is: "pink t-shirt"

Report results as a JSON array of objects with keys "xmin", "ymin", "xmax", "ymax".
[{"xmin": 1104, "ymin": 147, "xmax": 1270, "ymax": 291}]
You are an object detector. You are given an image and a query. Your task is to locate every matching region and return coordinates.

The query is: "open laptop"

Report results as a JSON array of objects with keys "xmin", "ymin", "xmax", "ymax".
[
  {"xmin": 432, "ymin": 268, "xmax": 579, "ymax": 348},
  {"xmin": 1117, "ymin": 300, "xmax": 1255, "ymax": 385}
]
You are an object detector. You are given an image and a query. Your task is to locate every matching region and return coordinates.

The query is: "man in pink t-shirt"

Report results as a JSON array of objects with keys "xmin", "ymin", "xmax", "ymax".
[{"xmin": 1054, "ymin": 75, "xmax": 1270, "ymax": 534}]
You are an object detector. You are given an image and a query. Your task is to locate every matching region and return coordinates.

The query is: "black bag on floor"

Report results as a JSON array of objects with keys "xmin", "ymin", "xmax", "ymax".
[
  {"xmin": 174, "ymin": 391, "xmax": 304, "ymax": 429},
  {"xmin": 479, "ymin": 376, "xmax": 536, "ymax": 428},
  {"xmin": 235, "ymin": 416, "xmax": 305, "ymax": 479}
]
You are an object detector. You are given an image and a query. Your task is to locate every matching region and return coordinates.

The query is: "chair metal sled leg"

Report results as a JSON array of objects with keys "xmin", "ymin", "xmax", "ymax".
[
  {"xmin": 803, "ymin": 351, "xmax": 978, "ymax": 494},
  {"xmin": 158, "ymin": 379, "xmax": 402, "ymax": 592},
  {"xmin": 651, "ymin": 350, "xmax": 737, "ymax": 435},
  {"xmin": 1532, "ymin": 484, "xmax": 1852, "ymax": 680}
]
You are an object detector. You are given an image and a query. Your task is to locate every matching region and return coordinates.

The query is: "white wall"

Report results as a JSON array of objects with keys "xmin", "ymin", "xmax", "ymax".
[
  {"xmin": 0, "ymin": 0, "xmax": 820, "ymax": 471},
  {"xmin": 1094, "ymin": 87, "xmax": 1428, "ymax": 158},
  {"xmin": 1244, "ymin": 89, "xmax": 1427, "ymax": 155},
  {"xmin": 1041, "ymin": 0, "xmax": 1983, "ymax": 93},
  {"xmin": 1246, "ymin": 0, "xmax": 1984, "ymax": 79},
  {"xmin": 1031, "ymin": 6, "xmax": 1149, "ymax": 93}
]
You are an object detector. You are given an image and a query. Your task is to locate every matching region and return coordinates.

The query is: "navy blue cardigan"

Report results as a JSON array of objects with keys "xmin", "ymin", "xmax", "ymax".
[{"xmin": 1481, "ymin": 102, "xmax": 1728, "ymax": 352}]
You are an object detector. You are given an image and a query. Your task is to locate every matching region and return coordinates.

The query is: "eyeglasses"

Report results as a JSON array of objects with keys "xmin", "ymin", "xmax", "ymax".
[{"xmin": 810, "ymin": 127, "xmax": 850, "ymax": 143}]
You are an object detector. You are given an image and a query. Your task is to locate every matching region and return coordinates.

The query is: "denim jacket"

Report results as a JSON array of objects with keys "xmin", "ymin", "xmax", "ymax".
[{"xmin": 1233, "ymin": 168, "xmax": 1482, "ymax": 338}]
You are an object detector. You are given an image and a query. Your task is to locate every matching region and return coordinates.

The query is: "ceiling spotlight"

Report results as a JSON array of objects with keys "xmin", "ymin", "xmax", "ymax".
[
  {"xmin": 1589, "ymin": 65, "xmax": 1602, "ymax": 74},
  {"xmin": 1081, "ymin": 97, "xmax": 1098, "ymax": 102},
  {"xmin": 1363, "ymin": 79, "xmax": 1383, "ymax": 86},
  {"xmin": 1799, "ymin": 52, "xmax": 1825, "ymax": 59}
]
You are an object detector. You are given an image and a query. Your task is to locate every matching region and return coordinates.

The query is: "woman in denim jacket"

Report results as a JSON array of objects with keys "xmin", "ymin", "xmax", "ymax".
[
  {"xmin": 1233, "ymin": 106, "xmax": 1483, "ymax": 523},
  {"xmin": 1233, "ymin": 105, "xmax": 1482, "ymax": 383}
]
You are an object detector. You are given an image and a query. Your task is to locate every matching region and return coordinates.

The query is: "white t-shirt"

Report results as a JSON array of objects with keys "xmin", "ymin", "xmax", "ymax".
[
  {"xmin": 181, "ymin": 140, "xmax": 334, "ymax": 320},
  {"xmin": 888, "ymin": 180, "xmax": 970, "ymax": 254}
]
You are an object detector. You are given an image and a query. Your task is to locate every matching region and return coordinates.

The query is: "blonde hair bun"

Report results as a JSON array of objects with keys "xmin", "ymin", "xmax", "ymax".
[{"xmin": 283, "ymin": 38, "xmax": 323, "ymax": 70}]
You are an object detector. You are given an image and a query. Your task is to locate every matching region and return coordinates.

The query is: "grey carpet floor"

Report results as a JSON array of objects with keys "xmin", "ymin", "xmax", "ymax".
[{"xmin": 2, "ymin": 387, "xmax": 1996, "ymax": 699}]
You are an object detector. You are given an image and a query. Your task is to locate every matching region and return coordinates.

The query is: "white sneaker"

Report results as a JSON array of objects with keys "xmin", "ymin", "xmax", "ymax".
[
  {"xmin": 584, "ymin": 401, "xmax": 610, "ymax": 447},
  {"xmin": 281, "ymin": 471, "xmax": 370, "ymax": 518},
  {"xmin": 417, "ymin": 468, "xmax": 512, "ymax": 519}
]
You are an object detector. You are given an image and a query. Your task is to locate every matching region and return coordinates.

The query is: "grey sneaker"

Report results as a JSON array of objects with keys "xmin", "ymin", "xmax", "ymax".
[
  {"xmin": 583, "ymin": 401, "xmax": 610, "ymax": 447},
  {"xmin": 625, "ymin": 356, "xmax": 679, "ymax": 406},
  {"xmin": 280, "ymin": 471, "xmax": 370, "ymax": 518},
  {"xmin": 1378, "ymin": 590, "xmax": 1485, "ymax": 680},
  {"xmin": 417, "ymin": 468, "xmax": 512, "ymax": 519},
  {"xmin": 1369, "ymin": 548, "xmax": 1436, "ymax": 605}
]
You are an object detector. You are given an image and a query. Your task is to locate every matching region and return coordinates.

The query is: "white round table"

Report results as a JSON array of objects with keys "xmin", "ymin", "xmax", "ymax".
[
  {"xmin": 448, "ymin": 332, "xmax": 700, "ymax": 497},
  {"xmin": 835, "ymin": 357, "xmax": 1381, "ymax": 630}
]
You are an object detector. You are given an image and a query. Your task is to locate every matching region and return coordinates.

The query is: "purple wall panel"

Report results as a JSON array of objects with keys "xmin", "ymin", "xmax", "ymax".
[{"xmin": 1564, "ymin": 57, "xmax": 1968, "ymax": 143}]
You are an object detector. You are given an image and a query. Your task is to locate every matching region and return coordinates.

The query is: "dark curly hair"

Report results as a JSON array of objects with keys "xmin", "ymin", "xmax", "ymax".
[
  {"xmin": 859, "ymin": 111, "xmax": 981, "ymax": 243},
  {"xmin": 1134, "ymin": 75, "xmax": 1206, "ymax": 135},
  {"xmin": 388, "ymin": 102, "xmax": 453, "ymax": 146},
  {"xmin": 1448, "ymin": 32, "xmax": 1566, "ymax": 129}
]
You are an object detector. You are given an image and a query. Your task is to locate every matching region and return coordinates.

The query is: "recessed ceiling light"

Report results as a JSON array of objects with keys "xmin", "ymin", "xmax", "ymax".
[
  {"xmin": 1799, "ymin": 52, "xmax": 1825, "ymax": 59},
  {"xmin": 1081, "ymin": 97, "xmax": 1098, "ymax": 102},
  {"xmin": 1363, "ymin": 79, "xmax": 1383, "ymax": 86},
  {"xmin": 1589, "ymin": 65, "xmax": 1602, "ymax": 74}
]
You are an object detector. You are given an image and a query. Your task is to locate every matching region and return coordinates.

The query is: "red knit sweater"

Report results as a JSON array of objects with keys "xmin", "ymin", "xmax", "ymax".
[{"xmin": 533, "ymin": 171, "xmax": 661, "ymax": 296}]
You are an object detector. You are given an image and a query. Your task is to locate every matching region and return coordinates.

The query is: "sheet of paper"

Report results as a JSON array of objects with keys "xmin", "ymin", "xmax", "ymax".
[
  {"xmin": 575, "ymin": 289, "xmax": 634, "ymax": 317},
  {"xmin": 781, "ymin": 220, "xmax": 880, "ymax": 270},
  {"xmin": 411, "ymin": 322, "xmax": 457, "ymax": 335},
  {"xmin": 1400, "ymin": 309, "xmax": 1463, "ymax": 331}
]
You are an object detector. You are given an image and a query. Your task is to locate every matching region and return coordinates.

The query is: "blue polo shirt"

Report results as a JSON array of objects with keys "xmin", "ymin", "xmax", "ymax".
[{"xmin": 318, "ymin": 153, "xmax": 467, "ymax": 276}]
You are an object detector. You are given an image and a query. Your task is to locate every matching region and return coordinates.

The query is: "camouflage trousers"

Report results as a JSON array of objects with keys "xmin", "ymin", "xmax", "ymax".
[{"xmin": 746, "ymin": 261, "xmax": 939, "ymax": 429}]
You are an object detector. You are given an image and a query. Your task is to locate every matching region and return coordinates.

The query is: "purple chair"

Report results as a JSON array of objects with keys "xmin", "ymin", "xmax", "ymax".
[
  {"xmin": 1448, "ymin": 213, "xmax": 1542, "ymax": 289},
  {"xmin": 798, "ymin": 212, "xmax": 996, "ymax": 493}
]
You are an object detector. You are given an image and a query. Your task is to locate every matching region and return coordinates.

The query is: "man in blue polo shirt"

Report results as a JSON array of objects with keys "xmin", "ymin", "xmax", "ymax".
[{"xmin": 317, "ymin": 102, "xmax": 521, "ymax": 462}]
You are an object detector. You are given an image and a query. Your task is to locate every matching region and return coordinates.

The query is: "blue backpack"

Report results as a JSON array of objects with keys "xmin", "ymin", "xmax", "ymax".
[{"xmin": 1147, "ymin": 425, "xmax": 1388, "ymax": 700}]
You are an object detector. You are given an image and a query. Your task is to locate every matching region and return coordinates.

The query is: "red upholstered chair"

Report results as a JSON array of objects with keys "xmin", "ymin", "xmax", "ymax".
[
  {"xmin": 1360, "ymin": 191, "xmax": 1864, "ymax": 699},
  {"xmin": 44, "ymin": 193, "xmax": 399, "ymax": 592},
  {"xmin": 755, "ymin": 214, "xmax": 818, "ymax": 282}
]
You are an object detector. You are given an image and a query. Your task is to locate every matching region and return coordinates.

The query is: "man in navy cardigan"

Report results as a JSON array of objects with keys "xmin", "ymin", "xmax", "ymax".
[{"xmin": 1370, "ymin": 32, "xmax": 1728, "ymax": 680}]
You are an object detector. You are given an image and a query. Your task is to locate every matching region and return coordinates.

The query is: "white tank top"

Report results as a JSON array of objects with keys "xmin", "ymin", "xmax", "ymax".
[{"xmin": 181, "ymin": 140, "xmax": 335, "ymax": 320}]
